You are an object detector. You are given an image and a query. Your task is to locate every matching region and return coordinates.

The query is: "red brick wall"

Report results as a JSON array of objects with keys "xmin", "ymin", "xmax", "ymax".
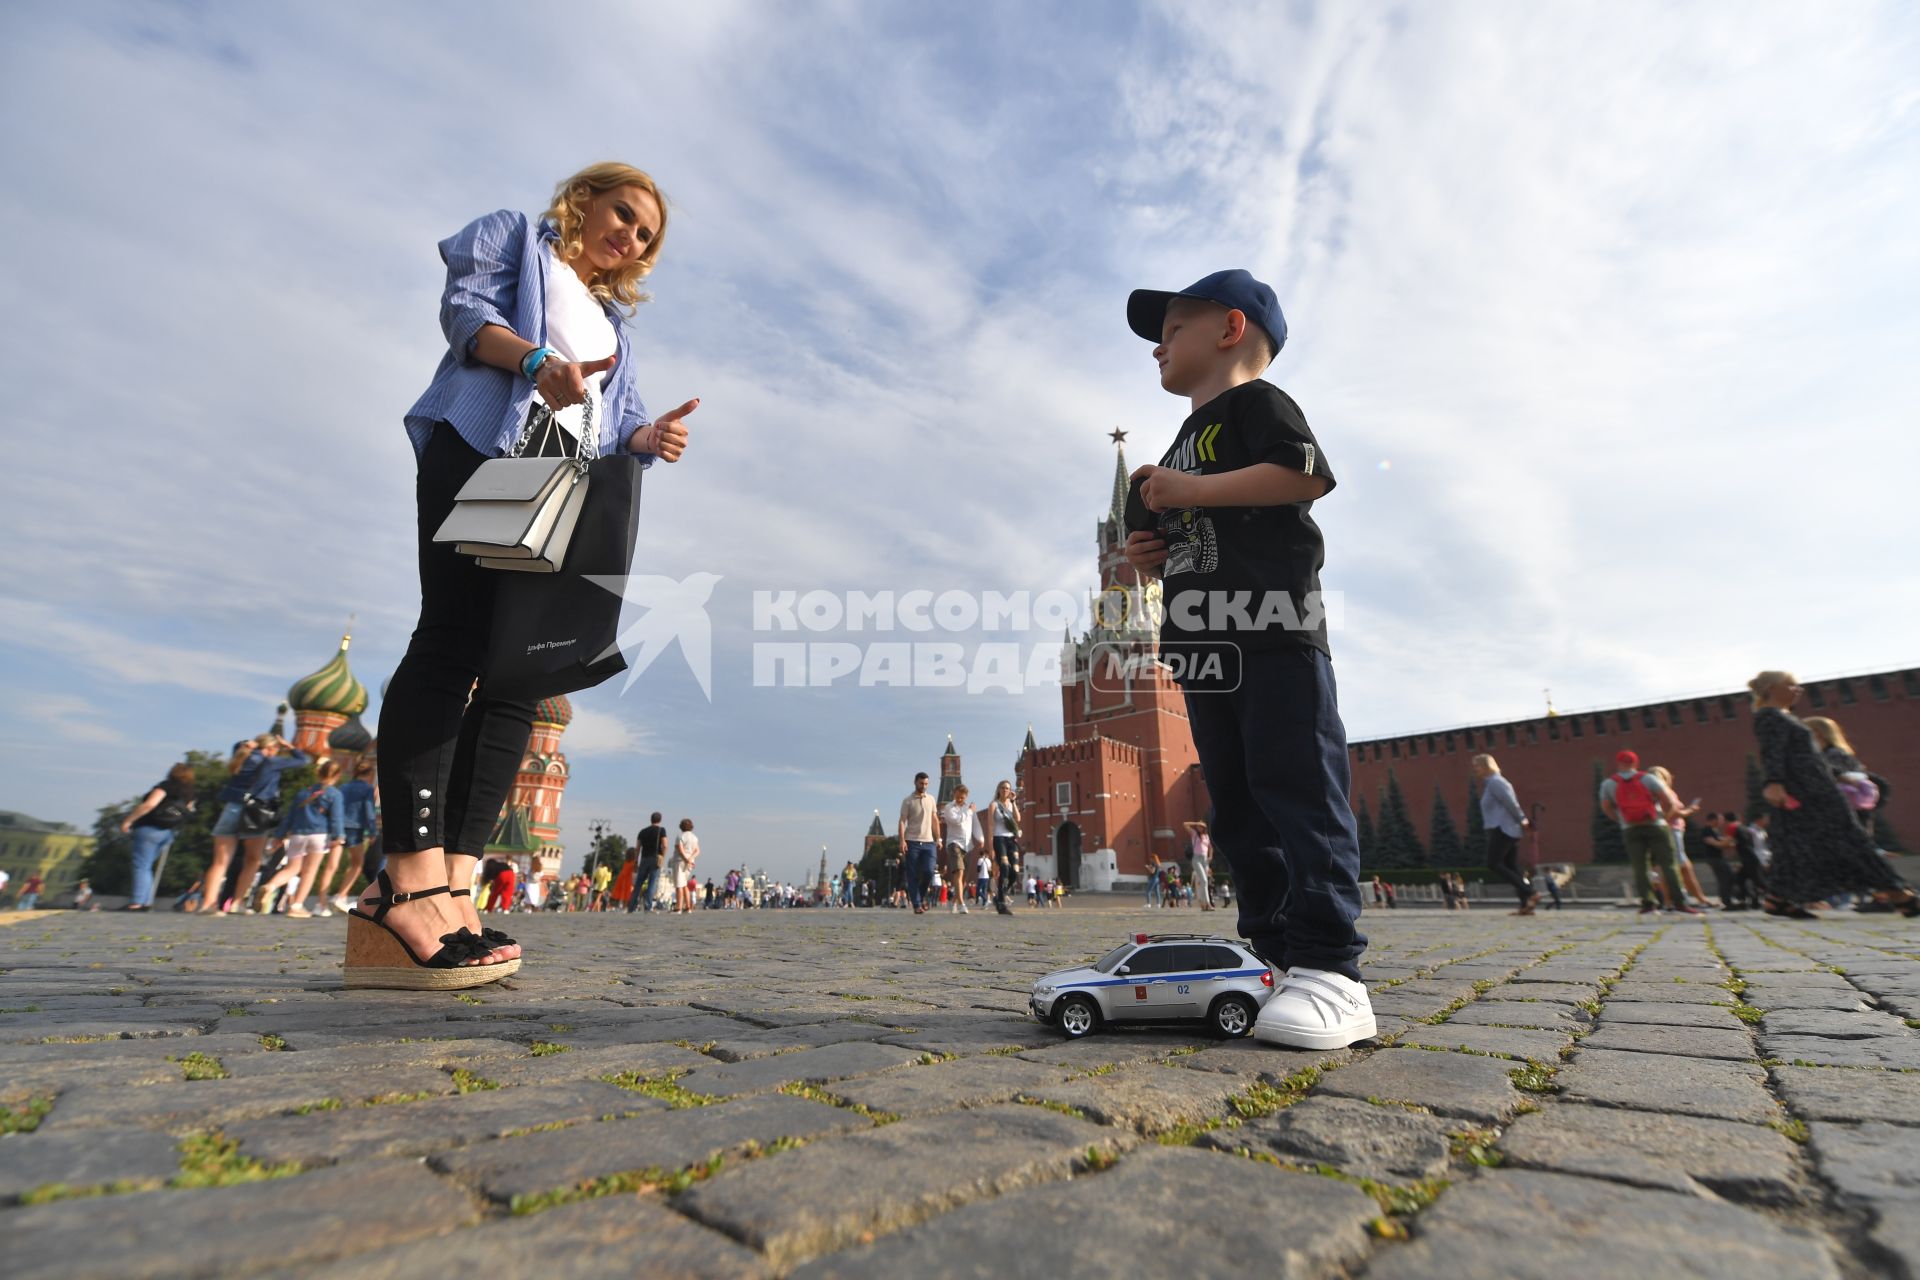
[{"xmin": 1347, "ymin": 669, "xmax": 1920, "ymax": 865}]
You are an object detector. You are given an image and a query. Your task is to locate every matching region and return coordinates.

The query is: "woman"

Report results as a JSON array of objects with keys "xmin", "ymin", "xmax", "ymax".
[
  {"xmin": 1186, "ymin": 821, "xmax": 1214, "ymax": 911},
  {"xmin": 1805, "ymin": 716, "xmax": 1881, "ymax": 833},
  {"xmin": 1747, "ymin": 671, "xmax": 1915, "ymax": 917},
  {"xmin": 119, "ymin": 762, "xmax": 197, "ymax": 910},
  {"xmin": 987, "ymin": 781, "xmax": 1022, "ymax": 915},
  {"xmin": 361, "ymin": 163, "xmax": 701, "ymax": 986},
  {"xmin": 256, "ymin": 759, "xmax": 347, "ymax": 917},
  {"xmin": 1649, "ymin": 766, "xmax": 1713, "ymax": 908},
  {"xmin": 201, "ymin": 736, "xmax": 309, "ymax": 915},
  {"xmin": 672, "ymin": 819, "xmax": 700, "ymax": 914}
]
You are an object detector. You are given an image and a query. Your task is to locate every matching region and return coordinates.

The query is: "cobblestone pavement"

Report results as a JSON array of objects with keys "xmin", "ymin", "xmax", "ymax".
[{"xmin": 4, "ymin": 902, "xmax": 1919, "ymax": 1278}]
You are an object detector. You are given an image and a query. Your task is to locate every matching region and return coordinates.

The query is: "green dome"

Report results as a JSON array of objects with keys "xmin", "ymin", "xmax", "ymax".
[
  {"xmin": 288, "ymin": 634, "xmax": 369, "ymax": 716},
  {"xmin": 534, "ymin": 694, "xmax": 573, "ymax": 726}
]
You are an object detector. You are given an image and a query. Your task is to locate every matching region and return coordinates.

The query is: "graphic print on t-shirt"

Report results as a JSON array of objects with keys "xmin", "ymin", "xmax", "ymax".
[{"xmin": 1160, "ymin": 504, "xmax": 1218, "ymax": 577}]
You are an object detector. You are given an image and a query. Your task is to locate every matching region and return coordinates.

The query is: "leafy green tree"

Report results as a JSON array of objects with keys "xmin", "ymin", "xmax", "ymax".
[
  {"xmin": 1428, "ymin": 785, "xmax": 1465, "ymax": 867},
  {"xmin": 859, "ymin": 836, "xmax": 900, "ymax": 890},
  {"xmin": 1590, "ymin": 760, "xmax": 1627, "ymax": 863},
  {"xmin": 1464, "ymin": 776, "xmax": 1488, "ymax": 866},
  {"xmin": 79, "ymin": 749, "xmax": 244, "ymax": 898}
]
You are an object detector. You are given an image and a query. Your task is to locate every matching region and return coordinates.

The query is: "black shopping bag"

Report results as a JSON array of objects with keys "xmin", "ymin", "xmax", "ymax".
[{"xmin": 485, "ymin": 453, "xmax": 643, "ymax": 701}]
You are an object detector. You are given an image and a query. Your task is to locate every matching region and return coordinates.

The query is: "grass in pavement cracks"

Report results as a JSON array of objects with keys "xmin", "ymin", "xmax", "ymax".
[
  {"xmin": 173, "ymin": 1132, "xmax": 302, "ymax": 1189},
  {"xmin": 779, "ymin": 1080, "xmax": 898, "ymax": 1125},
  {"xmin": 509, "ymin": 1153, "xmax": 726, "ymax": 1216},
  {"xmin": 173, "ymin": 1052, "xmax": 228, "ymax": 1081},
  {"xmin": 603, "ymin": 1069, "xmax": 720, "ymax": 1109},
  {"xmin": 1, "ymin": 1094, "xmax": 54, "ymax": 1134}
]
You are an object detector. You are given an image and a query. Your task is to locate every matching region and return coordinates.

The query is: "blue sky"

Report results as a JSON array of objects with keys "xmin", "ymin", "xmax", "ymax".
[{"xmin": 1, "ymin": 1, "xmax": 1916, "ymax": 885}]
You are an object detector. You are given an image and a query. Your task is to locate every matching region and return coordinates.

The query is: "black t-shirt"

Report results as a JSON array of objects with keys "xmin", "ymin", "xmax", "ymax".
[
  {"xmin": 637, "ymin": 824, "xmax": 667, "ymax": 863},
  {"xmin": 133, "ymin": 776, "xmax": 196, "ymax": 829},
  {"xmin": 1151, "ymin": 379, "xmax": 1336, "ymax": 670}
]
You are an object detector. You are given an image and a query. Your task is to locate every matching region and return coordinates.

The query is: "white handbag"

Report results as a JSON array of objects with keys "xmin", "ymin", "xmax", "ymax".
[{"xmin": 433, "ymin": 397, "xmax": 596, "ymax": 573}]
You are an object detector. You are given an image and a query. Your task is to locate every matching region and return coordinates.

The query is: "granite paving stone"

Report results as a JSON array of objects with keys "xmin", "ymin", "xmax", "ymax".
[
  {"xmin": 1313, "ymin": 1047, "xmax": 1523, "ymax": 1123},
  {"xmin": 1597, "ymin": 999, "xmax": 1748, "ymax": 1028},
  {"xmin": 40, "ymin": 1066, "xmax": 461, "ymax": 1132},
  {"xmin": 1501, "ymin": 1099, "xmax": 1803, "ymax": 1203},
  {"xmin": 222, "ymin": 1079, "xmax": 646, "ymax": 1166},
  {"xmin": 790, "ymin": 1144, "xmax": 1376, "ymax": 1279},
  {"xmin": 1807, "ymin": 1121, "xmax": 1920, "ymax": 1204},
  {"xmin": 675, "ymin": 1102, "xmax": 1134, "ymax": 1269},
  {"xmin": 1761, "ymin": 1035, "xmax": 1920, "ymax": 1069},
  {"xmin": 1758, "ymin": 1008, "xmax": 1915, "ymax": 1039},
  {"xmin": 676, "ymin": 1041, "xmax": 925, "ymax": 1097},
  {"xmin": 1363, "ymin": 1169, "xmax": 1840, "ymax": 1280},
  {"xmin": 0, "ymin": 1128, "xmax": 183, "ymax": 1203},
  {"xmin": 284, "ymin": 1197, "xmax": 771, "ymax": 1280},
  {"xmin": 1395, "ymin": 1023, "xmax": 1572, "ymax": 1062},
  {"xmin": 1577, "ymin": 1022, "xmax": 1758, "ymax": 1061},
  {"xmin": 432, "ymin": 1092, "xmax": 867, "ymax": 1203},
  {"xmin": 1772, "ymin": 1064, "xmax": 1920, "ymax": 1126},
  {"xmin": 1557, "ymin": 1047, "xmax": 1778, "ymax": 1124},
  {"xmin": 1201, "ymin": 1093, "xmax": 1454, "ymax": 1182},
  {"xmin": 1428, "ymin": 999, "xmax": 1585, "ymax": 1031},
  {"xmin": 3, "ymin": 1159, "xmax": 481, "ymax": 1280},
  {"xmin": 823, "ymin": 1052, "xmax": 1074, "ymax": 1117},
  {"xmin": 1013, "ymin": 1060, "xmax": 1249, "ymax": 1133}
]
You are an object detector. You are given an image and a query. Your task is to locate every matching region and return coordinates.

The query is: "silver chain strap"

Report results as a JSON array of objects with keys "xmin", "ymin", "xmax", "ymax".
[{"xmin": 506, "ymin": 375, "xmax": 598, "ymax": 470}]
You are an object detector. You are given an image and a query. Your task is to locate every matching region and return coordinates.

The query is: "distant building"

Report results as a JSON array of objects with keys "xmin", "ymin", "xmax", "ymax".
[
  {"xmin": 285, "ymin": 631, "xmax": 371, "ymax": 768},
  {"xmin": 484, "ymin": 694, "xmax": 575, "ymax": 891},
  {"xmin": 0, "ymin": 811, "xmax": 93, "ymax": 901}
]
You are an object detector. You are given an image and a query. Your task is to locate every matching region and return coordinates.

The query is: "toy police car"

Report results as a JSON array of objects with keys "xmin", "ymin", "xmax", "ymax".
[{"xmin": 1030, "ymin": 934, "xmax": 1275, "ymax": 1039}]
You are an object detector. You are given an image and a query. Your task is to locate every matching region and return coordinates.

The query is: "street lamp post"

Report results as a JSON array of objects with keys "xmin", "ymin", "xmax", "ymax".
[{"xmin": 587, "ymin": 818, "xmax": 609, "ymax": 882}]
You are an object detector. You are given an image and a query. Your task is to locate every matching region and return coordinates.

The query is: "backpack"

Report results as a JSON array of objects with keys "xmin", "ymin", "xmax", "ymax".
[{"xmin": 1614, "ymin": 771, "xmax": 1659, "ymax": 824}]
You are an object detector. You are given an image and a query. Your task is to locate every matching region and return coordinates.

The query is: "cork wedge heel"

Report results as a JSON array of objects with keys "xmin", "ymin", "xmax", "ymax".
[{"xmin": 344, "ymin": 872, "xmax": 520, "ymax": 991}]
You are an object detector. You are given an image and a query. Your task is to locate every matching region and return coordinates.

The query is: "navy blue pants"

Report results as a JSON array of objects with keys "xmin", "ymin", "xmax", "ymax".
[
  {"xmin": 1182, "ymin": 646, "xmax": 1367, "ymax": 981},
  {"xmin": 905, "ymin": 841, "xmax": 937, "ymax": 909}
]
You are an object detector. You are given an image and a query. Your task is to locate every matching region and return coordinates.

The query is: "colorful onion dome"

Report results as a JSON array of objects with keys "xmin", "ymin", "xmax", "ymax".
[
  {"xmin": 328, "ymin": 714, "xmax": 373, "ymax": 753},
  {"xmin": 288, "ymin": 633, "xmax": 369, "ymax": 716},
  {"xmin": 533, "ymin": 694, "xmax": 574, "ymax": 726}
]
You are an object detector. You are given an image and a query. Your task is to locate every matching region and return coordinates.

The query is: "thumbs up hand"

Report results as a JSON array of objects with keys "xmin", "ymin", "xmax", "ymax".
[{"xmin": 629, "ymin": 398, "xmax": 699, "ymax": 463}]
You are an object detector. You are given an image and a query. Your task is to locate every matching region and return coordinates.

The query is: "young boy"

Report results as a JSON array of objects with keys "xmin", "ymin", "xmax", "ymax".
[{"xmin": 1122, "ymin": 269, "xmax": 1374, "ymax": 1050}]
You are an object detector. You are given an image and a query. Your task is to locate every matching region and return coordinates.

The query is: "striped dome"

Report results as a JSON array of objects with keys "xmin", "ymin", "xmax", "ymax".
[
  {"xmin": 328, "ymin": 714, "xmax": 373, "ymax": 753},
  {"xmin": 533, "ymin": 694, "xmax": 573, "ymax": 726},
  {"xmin": 288, "ymin": 634, "xmax": 368, "ymax": 716}
]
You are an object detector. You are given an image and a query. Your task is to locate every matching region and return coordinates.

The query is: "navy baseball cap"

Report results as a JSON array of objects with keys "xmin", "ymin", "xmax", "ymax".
[{"xmin": 1127, "ymin": 269, "xmax": 1287, "ymax": 362}]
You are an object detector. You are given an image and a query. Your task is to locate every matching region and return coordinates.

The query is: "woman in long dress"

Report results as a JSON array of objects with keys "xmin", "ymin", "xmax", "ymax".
[{"xmin": 1746, "ymin": 671, "xmax": 1915, "ymax": 917}]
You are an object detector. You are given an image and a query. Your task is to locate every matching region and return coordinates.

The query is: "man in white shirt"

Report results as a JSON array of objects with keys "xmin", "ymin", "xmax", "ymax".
[
  {"xmin": 939, "ymin": 784, "xmax": 980, "ymax": 914},
  {"xmin": 974, "ymin": 851, "xmax": 993, "ymax": 907},
  {"xmin": 1472, "ymin": 754, "xmax": 1538, "ymax": 914},
  {"xmin": 898, "ymin": 772, "xmax": 939, "ymax": 915}
]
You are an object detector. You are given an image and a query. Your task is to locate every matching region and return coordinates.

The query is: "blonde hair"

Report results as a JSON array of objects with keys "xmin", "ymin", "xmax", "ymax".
[
  {"xmin": 1472, "ymin": 753, "xmax": 1499, "ymax": 773},
  {"xmin": 1651, "ymin": 765, "xmax": 1674, "ymax": 787},
  {"xmin": 1747, "ymin": 670, "xmax": 1794, "ymax": 707},
  {"xmin": 1803, "ymin": 716, "xmax": 1855, "ymax": 754},
  {"xmin": 543, "ymin": 162, "xmax": 668, "ymax": 310}
]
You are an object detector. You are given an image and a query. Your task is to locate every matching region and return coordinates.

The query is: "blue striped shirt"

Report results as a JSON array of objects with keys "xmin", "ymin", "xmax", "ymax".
[{"xmin": 404, "ymin": 210, "xmax": 654, "ymax": 463}]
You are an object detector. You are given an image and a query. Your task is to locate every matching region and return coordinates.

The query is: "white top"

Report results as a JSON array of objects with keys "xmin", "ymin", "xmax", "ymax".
[
  {"xmin": 976, "ymin": 854, "xmax": 993, "ymax": 878},
  {"xmin": 940, "ymin": 801, "xmax": 979, "ymax": 849},
  {"xmin": 674, "ymin": 831, "xmax": 699, "ymax": 865},
  {"xmin": 542, "ymin": 244, "xmax": 618, "ymax": 448},
  {"xmin": 990, "ymin": 800, "xmax": 1018, "ymax": 837}
]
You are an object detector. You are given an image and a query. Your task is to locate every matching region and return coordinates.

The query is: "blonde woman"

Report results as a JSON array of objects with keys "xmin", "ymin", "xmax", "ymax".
[
  {"xmin": 1804, "ymin": 717, "xmax": 1880, "ymax": 831},
  {"xmin": 359, "ymin": 163, "xmax": 704, "ymax": 986},
  {"xmin": 1747, "ymin": 672, "xmax": 1914, "ymax": 918},
  {"xmin": 1649, "ymin": 766, "xmax": 1713, "ymax": 908}
]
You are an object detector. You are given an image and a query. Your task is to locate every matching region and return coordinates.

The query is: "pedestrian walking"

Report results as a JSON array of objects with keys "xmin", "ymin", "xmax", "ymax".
[
  {"xmin": 898, "ymin": 772, "xmax": 939, "ymax": 915},
  {"xmin": 1746, "ymin": 671, "xmax": 1915, "ymax": 917},
  {"xmin": 939, "ymin": 784, "xmax": 980, "ymax": 914},
  {"xmin": 631, "ymin": 814, "xmax": 667, "ymax": 912},
  {"xmin": 1804, "ymin": 716, "xmax": 1884, "ymax": 835},
  {"xmin": 1599, "ymin": 750, "xmax": 1697, "ymax": 915},
  {"xmin": 255, "ymin": 759, "xmax": 347, "ymax": 917},
  {"xmin": 119, "ymin": 761, "xmax": 197, "ymax": 911},
  {"xmin": 1472, "ymin": 755, "xmax": 1538, "ymax": 915},
  {"xmin": 988, "ymin": 781, "xmax": 1022, "ymax": 915}
]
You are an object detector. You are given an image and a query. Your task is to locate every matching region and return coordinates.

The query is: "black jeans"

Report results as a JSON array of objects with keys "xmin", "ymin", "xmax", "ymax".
[
  {"xmin": 1182, "ymin": 647, "xmax": 1366, "ymax": 981},
  {"xmin": 1486, "ymin": 830, "xmax": 1532, "ymax": 904},
  {"xmin": 377, "ymin": 423, "xmax": 538, "ymax": 858}
]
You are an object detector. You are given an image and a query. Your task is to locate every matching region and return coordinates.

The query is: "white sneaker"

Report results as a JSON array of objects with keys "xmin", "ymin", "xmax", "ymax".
[{"xmin": 1254, "ymin": 968, "xmax": 1377, "ymax": 1050}]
